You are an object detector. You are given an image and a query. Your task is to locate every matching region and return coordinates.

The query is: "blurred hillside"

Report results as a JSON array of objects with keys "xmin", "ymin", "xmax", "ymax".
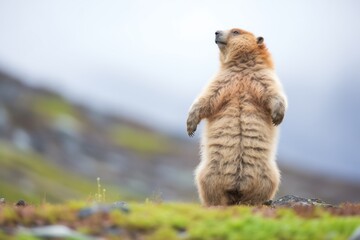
[
  {"xmin": 0, "ymin": 71, "xmax": 359, "ymax": 204},
  {"xmin": 0, "ymin": 71, "xmax": 198, "ymax": 203}
]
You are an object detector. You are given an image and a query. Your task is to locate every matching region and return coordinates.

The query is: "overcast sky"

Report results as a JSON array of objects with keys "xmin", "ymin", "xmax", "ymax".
[{"xmin": 0, "ymin": 1, "xmax": 359, "ymax": 179}]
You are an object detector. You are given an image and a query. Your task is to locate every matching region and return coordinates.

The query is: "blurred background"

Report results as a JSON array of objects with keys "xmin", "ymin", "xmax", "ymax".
[{"xmin": 0, "ymin": 0, "xmax": 359, "ymax": 204}]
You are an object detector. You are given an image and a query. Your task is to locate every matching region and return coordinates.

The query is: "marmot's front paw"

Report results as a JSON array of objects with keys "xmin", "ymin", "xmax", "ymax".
[
  {"xmin": 187, "ymin": 113, "xmax": 199, "ymax": 137},
  {"xmin": 270, "ymin": 98, "xmax": 286, "ymax": 126},
  {"xmin": 272, "ymin": 108, "xmax": 284, "ymax": 126}
]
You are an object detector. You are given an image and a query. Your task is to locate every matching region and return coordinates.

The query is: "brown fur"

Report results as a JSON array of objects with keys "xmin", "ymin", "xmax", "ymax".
[{"xmin": 187, "ymin": 28, "xmax": 287, "ymax": 206}]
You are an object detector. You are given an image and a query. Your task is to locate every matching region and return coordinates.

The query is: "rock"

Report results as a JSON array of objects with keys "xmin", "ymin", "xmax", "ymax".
[
  {"xmin": 16, "ymin": 200, "xmax": 26, "ymax": 207},
  {"xmin": 17, "ymin": 225, "xmax": 93, "ymax": 240},
  {"xmin": 0, "ymin": 198, "xmax": 5, "ymax": 204},
  {"xmin": 78, "ymin": 205, "xmax": 109, "ymax": 219},
  {"xmin": 78, "ymin": 207, "xmax": 96, "ymax": 219},
  {"xmin": 112, "ymin": 201, "xmax": 130, "ymax": 213},
  {"xmin": 12, "ymin": 129, "xmax": 32, "ymax": 151},
  {"xmin": 104, "ymin": 225, "xmax": 124, "ymax": 236},
  {"xmin": 78, "ymin": 202, "xmax": 130, "ymax": 219},
  {"xmin": 78, "ymin": 202, "xmax": 130, "ymax": 218},
  {"xmin": 177, "ymin": 229, "xmax": 188, "ymax": 239},
  {"xmin": 350, "ymin": 227, "xmax": 360, "ymax": 240},
  {"xmin": 263, "ymin": 199, "xmax": 273, "ymax": 206},
  {"xmin": 0, "ymin": 105, "xmax": 9, "ymax": 130},
  {"xmin": 270, "ymin": 195, "xmax": 333, "ymax": 207}
]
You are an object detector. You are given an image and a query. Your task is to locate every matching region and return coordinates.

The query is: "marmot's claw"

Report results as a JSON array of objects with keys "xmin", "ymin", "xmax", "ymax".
[
  {"xmin": 187, "ymin": 113, "xmax": 198, "ymax": 137},
  {"xmin": 270, "ymin": 99, "xmax": 285, "ymax": 126},
  {"xmin": 272, "ymin": 112, "xmax": 284, "ymax": 126},
  {"xmin": 187, "ymin": 127, "xmax": 196, "ymax": 137}
]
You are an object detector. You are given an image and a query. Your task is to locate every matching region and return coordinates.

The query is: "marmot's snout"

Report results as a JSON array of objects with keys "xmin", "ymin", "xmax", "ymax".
[
  {"xmin": 215, "ymin": 30, "xmax": 226, "ymax": 46},
  {"xmin": 215, "ymin": 30, "xmax": 222, "ymax": 36}
]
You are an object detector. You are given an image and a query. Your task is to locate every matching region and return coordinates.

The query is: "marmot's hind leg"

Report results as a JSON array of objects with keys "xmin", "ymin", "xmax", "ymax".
[{"xmin": 196, "ymin": 172, "xmax": 229, "ymax": 206}]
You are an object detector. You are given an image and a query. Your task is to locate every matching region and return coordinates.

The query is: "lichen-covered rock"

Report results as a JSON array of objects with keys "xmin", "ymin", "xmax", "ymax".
[{"xmin": 269, "ymin": 195, "xmax": 333, "ymax": 207}]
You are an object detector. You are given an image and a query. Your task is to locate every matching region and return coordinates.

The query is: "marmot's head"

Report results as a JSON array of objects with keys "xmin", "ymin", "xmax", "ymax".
[{"xmin": 215, "ymin": 28, "xmax": 272, "ymax": 68}]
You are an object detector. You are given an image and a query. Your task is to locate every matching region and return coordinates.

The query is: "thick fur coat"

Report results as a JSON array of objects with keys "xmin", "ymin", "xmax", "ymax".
[{"xmin": 187, "ymin": 28, "xmax": 287, "ymax": 206}]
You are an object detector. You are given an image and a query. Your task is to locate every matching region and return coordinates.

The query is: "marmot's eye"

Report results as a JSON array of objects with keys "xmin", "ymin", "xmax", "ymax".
[{"xmin": 232, "ymin": 30, "xmax": 240, "ymax": 35}]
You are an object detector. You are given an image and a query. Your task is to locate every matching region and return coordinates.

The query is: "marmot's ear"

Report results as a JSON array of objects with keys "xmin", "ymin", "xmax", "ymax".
[{"xmin": 257, "ymin": 36, "xmax": 264, "ymax": 45}]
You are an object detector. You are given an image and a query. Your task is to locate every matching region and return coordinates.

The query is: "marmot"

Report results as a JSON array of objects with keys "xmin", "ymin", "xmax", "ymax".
[{"xmin": 186, "ymin": 28, "xmax": 287, "ymax": 206}]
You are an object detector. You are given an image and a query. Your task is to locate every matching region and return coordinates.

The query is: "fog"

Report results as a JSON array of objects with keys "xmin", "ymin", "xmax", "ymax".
[{"xmin": 0, "ymin": 1, "xmax": 359, "ymax": 181}]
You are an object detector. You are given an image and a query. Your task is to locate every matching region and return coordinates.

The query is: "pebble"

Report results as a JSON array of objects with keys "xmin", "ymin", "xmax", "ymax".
[
  {"xmin": 78, "ymin": 201, "xmax": 130, "ymax": 219},
  {"xmin": 17, "ymin": 225, "xmax": 93, "ymax": 240},
  {"xmin": 16, "ymin": 200, "xmax": 26, "ymax": 206},
  {"xmin": 112, "ymin": 201, "xmax": 130, "ymax": 213}
]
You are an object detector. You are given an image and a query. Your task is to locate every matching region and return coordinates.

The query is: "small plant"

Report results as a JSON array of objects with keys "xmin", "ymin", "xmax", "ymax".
[
  {"xmin": 94, "ymin": 177, "xmax": 106, "ymax": 203},
  {"xmin": 145, "ymin": 190, "xmax": 163, "ymax": 204}
]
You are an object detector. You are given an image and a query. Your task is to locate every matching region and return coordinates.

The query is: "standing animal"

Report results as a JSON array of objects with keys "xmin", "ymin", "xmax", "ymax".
[{"xmin": 186, "ymin": 28, "xmax": 287, "ymax": 206}]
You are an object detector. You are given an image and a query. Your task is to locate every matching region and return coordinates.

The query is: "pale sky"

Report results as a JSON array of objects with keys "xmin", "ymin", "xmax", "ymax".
[{"xmin": 0, "ymin": 0, "xmax": 359, "ymax": 179}]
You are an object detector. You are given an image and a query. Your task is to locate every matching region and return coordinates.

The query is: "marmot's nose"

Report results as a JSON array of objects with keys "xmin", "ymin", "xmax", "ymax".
[{"xmin": 215, "ymin": 30, "xmax": 222, "ymax": 36}]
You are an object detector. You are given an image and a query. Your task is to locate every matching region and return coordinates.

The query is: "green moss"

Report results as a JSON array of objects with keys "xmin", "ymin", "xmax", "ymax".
[
  {"xmin": 0, "ymin": 207, "xmax": 18, "ymax": 224},
  {"xmin": 15, "ymin": 233, "xmax": 41, "ymax": 240},
  {"xmin": 185, "ymin": 208, "xmax": 358, "ymax": 240},
  {"xmin": 146, "ymin": 227, "xmax": 179, "ymax": 240},
  {"xmin": 32, "ymin": 95, "xmax": 77, "ymax": 120},
  {"xmin": 110, "ymin": 126, "xmax": 172, "ymax": 154},
  {"xmin": 119, "ymin": 203, "xmax": 360, "ymax": 240},
  {"xmin": 0, "ymin": 202, "xmax": 360, "ymax": 239}
]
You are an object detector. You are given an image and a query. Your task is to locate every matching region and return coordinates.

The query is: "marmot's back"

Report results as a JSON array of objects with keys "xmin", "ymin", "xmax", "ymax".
[
  {"xmin": 205, "ymin": 88, "xmax": 277, "ymax": 193},
  {"xmin": 187, "ymin": 28, "xmax": 287, "ymax": 206}
]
